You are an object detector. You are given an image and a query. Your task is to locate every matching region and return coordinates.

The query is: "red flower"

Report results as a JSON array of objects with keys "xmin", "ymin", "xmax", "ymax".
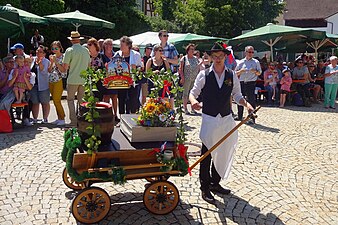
[{"xmin": 222, "ymin": 43, "xmax": 228, "ymax": 49}]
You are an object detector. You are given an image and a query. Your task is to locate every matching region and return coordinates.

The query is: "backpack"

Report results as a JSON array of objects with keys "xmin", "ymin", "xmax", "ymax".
[{"xmin": 292, "ymin": 93, "xmax": 304, "ymax": 106}]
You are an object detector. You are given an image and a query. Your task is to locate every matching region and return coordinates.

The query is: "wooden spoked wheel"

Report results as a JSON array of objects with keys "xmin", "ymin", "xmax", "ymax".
[
  {"xmin": 145, "ymin": 175, "xmax": 169, "ymax": 183},
  {"xmin": 143, "ymin": 181, "xmax": 179, "ymax": 215},
  {"xmin": 72, "ymin": 187, "xmax": 111, "ymax": 224},
  {"xmin": 62, "ymin": 168, "xmax": 85, "ymax": 190}
]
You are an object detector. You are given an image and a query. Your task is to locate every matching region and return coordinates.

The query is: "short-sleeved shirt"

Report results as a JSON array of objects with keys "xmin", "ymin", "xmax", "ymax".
[
  {"xmin": 324, "ymin": 64, "xmax": 338, "ymax": 84},
  {"xmin": 292, "ymin": 66, "xmax": 309, "ymax": 80},
  {"xmin": 0, "ymin": 69, "xmax": 11, "ymax": 95},
  {"xmin": 63, "ymin": 43, "xmax": 90, "ymax": 85},
  {"xmin": 235, "ymin": 57, "xmax": 262, "ymax": 82}
]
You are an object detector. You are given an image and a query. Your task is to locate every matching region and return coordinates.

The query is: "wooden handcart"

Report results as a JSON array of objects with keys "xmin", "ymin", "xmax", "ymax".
[{"xmin": 62, "ymin": 107, "xmax": 260, "ymax": 224}]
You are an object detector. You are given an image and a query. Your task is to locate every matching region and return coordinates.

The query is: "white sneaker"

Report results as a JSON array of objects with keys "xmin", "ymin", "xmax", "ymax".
[
  {"xmin": 42, "ymin": 119, "xmax": 48, "ymax": 124},
  {"xmin": 56, "ymin": 120, "xmax": 65, "ymax": 126},
  {"xmin": 51, "ymin": 120, "xmax": 60, "ymax": 125},
  {"xmin": 23, "ymin": 118, "xmax": 33, "ymax": 126}
]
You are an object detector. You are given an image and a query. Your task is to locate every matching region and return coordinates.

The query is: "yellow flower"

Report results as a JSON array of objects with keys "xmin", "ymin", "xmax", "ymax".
[{"xmin": 145, "ymin": 103, "xmax": 156, "ymax": 114}]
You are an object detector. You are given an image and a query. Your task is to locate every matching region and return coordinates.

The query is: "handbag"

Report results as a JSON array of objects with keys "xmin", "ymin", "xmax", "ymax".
[{"xmin": 0, "ymin": 110, "xmax": 13, "ymax": 133}]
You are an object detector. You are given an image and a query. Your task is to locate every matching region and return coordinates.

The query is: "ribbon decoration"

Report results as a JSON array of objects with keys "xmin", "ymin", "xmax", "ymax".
[
  {"xmin": 162, "ymin": 80, "xmax": 172, "ymax": 98},
  {"xmin": 222, "ymin": 43, "xmax": 235, "ymax": 65},
  {"xmin": 147, "ymin": 148, "xmax": 161, "ymax": 156},
  {"xmin": 177, "ymin": 144, "xmax": 191, "ymax": 176}
]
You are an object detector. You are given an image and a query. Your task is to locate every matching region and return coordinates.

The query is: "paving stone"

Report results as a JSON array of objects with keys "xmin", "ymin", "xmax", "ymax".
[{"xmin": 0, "ymin": 103, "xmax": 337, "ymax": 224}]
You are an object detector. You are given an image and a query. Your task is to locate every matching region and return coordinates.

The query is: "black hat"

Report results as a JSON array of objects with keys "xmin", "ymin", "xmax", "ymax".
[
  {"xmin": 145, "ymin": 43, "xmax": 153, "ymax": 49},
  {"xmin": 206, "ymin": 41, "xmax": 231, "ymax": 55}
]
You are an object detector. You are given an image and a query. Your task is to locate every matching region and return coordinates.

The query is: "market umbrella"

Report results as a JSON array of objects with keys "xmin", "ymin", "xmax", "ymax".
[
  {"xmin": 2, "ymin": 4, "xmax": 47, "ymax": 52},
  {"xmin": 0, "ymin": 5, "xmax": 25, "ymax": 39},
  {"xmin": 112, "ymin": 31, "xmax": 186, "ymax": 52},
  {"xmin": 44, "ymin": 10, "xmax": 114, "ymax": 31},
  {"xmin": 169, "ymin": 33, "xmax": 227, "ymax": 52},
  {"xmin": 3, "ymin": 4, "xmax": 48, "ymax": 25},
  {"xmin": 229, "ymin": 23, "xmax": 326, "ymax": 61}
]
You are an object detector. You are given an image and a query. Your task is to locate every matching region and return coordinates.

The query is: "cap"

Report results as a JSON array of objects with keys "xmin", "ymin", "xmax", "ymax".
[
  {"xmin": 282, "ymin": 68, "xmax": 290, "ymax": 73},
  {"xmin": 10, "ymin": 43, "xmax": 24, "ymax": 50},
  {"xmin": 329, "ymin": 56, "xmax": 337, "ymax": 61},
  {"xmin": 145, "ymin": 43, "xmax": 153, "ymax": 49}
]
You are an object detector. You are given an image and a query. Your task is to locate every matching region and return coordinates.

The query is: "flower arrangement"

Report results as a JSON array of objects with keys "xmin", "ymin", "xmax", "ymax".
[{"xmin": 137, "ymin": 97, "xmax": 175, "ymax": 127}]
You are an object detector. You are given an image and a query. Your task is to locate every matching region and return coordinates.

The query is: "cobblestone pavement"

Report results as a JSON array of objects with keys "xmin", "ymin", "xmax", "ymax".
[{"xmin": 0, "ymin": 103, "xmax": 337, "ymax": 225}]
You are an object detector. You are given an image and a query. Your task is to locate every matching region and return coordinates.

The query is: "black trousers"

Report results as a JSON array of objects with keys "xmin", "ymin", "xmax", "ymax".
[
  {"xmin": 126, "ymin": 85, "xmax": 140, "ymax": 114},
  {"xmin": 200, "ymin": 144, "xmax": 221, "ymax": 191},
  {"xmin": 237, "ymin": 81, "xmax": 256, "ymax": 120}
]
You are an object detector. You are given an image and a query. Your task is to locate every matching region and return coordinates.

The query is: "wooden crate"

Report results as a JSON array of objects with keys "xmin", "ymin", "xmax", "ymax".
[{"xmin": 120, "ymin": 114, "xmax": 177, "ymax": 142}]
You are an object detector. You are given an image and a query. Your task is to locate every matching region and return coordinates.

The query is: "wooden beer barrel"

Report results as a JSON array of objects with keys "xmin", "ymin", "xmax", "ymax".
[{"xmin": 77, "ymin": 102, "xmax": 114, "ymax": 144}]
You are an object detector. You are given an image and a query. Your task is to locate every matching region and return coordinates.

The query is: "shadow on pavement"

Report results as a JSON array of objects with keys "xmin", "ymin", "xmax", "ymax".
[
  {"xmin": 190, "ymin": 193, "xmax": 285, "ymax": 225},
  {"xmin": 0, "ymin": 123, "xmax": 60, "ymax": 151},
  {"xmin": 248, "ymin": 123, "xmax": 280, "ymax": 133}
]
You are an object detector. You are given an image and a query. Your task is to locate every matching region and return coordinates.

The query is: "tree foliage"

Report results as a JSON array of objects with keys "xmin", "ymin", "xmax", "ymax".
[{"xmin": 154, "ymin": 0, "xmax": 284, "ymax": 37}]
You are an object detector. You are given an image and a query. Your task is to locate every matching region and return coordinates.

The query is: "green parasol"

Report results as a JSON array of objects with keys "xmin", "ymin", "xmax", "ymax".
[
  {"xmin": 44, "ymin": 10, "xmax": 115, "ymax": 31},
  {"xmin": 0, "ymin": 5, "xmax": 24, "ymax": 39},
  {"xmin": 229, "ymin": 23, "xmax": 326, "ymax": 61},
  {"xmin": 4, "ymin": 4, "xmax": 48, "ymax": 25},
  {"xmin": 169, "ymin": 33, "xmax": 227, "ymax": 53}
]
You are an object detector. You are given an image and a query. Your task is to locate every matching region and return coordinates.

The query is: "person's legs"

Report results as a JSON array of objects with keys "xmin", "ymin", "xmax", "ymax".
[
  {"xmin": 118, "ymin": 89, "xmax": 127, "ymax": 114},
  {"xmin": 112, "ymin": 94, "xmax": 118, "ymax": 118},
  {"xmin": 237, "ymin": 81, "xmax": 245, "ymax": 120},
  {"xmin": 280, "ymin": 93, "xmax": 286, "ymax": 107},
  {"xmin": 313, "ymin": 84, "xmax": 321, "ymax": 102},
  {"xmin": 199, "ymin": 144, "xmax": 212, "ymax": 191},
  {"xmin": 50, "ymin": 80, "xmax": 65, "ymax": 120},
  {"xmin": 324, "ymin": 83, "xmax": 332, "ymax": 107},
  {"xmin": 126, "ymin": 86, "xmax": 140, "ymax": 113},
  {"xmin": 329, "ymin": 84, "xmax": 338, "ymax": 107},
  {"xmin": 67, "ymin": 84, "xmax": 78, "ymax": 125},
  {"xmin": 77, "ymin": 85, "xmax": 85, "ymax": 105},
  {"xmin": 266, "ymin": 85, "xmax": 273, "ymax": 105},
  {"xmin": 39, "ymin": 89, "xmax": 51, "ymax": 122},
  {"xmin": 13, "ymin": 88, "xmax": 19, "ymax": 103},
  {"xmin": 31, "ymin": 103, "xmax": 39, "ymax": 120}
]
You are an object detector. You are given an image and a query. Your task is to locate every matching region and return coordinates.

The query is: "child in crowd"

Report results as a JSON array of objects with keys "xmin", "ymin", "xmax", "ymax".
[
  {"xmin": 279, "ymin": 69, "xmax": 293, "ymax": 107},
  {"xmin": 268, "ymin": 70, "xmax": 279, "ymax": 100},
  {"xmin": 12, "ymin": 55, "xmax": 31, "ymax": 103}
]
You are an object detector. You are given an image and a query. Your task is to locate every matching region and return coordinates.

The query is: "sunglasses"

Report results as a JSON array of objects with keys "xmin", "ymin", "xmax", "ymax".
[
  {"xmin": 211, "ymin": 54, "xmax": 224, "ymax": 60},
  {"xmin": 51, "ymin": 47, "xmax": 59, "ymax": 51},
  {"xmin": 87, "ymin": 43, "xmax": 93, "ymax": 46},
  {"xmin": 298, "ymin": 61, "xmax": 304, "ymax": 64},
  {"xmin": 157, "ymin": 49, "xmax": 163, "ymax": 52},
  {"xmin": 247, "ymin": 51, "xmax": 254, "ymax": 53},
  {"xmin": 161, "ymin": 35, "xmax": 169, "ymax": 37}
]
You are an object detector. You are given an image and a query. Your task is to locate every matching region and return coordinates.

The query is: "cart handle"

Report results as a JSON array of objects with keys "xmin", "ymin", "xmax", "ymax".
[{"xmin": 188, "ymin": 105, "xmax": 261, "ymax": 172}]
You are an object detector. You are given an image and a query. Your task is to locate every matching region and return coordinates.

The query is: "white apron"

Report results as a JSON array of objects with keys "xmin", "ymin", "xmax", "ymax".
[{"xmin": 199, "ymin": 113, "xmax": 238, "ymax": 180}]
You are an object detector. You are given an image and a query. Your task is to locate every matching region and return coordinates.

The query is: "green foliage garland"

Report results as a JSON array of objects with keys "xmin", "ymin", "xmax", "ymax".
[
  {"xmin": 63, "ymin": 128, "xmax": 126, "ymax": 184},
  {"xmin": 80, "ymin": 67, "xmax": 105, "ymax": 155}
]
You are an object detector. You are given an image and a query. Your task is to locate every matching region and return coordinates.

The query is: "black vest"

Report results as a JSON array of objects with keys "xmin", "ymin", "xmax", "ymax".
[{"xmin": 201, "ymin": 68, "xmax": 234, "ymax": 117}]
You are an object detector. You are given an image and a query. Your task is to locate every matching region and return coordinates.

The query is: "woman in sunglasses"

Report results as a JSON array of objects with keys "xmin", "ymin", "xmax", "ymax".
[
  {"xmin": 48, "ymin": 41, "xmax": 66, "ymax": 125},
  {"xmin": 145, "ymin": 44, "xmax": 170, "ymax": 102}
]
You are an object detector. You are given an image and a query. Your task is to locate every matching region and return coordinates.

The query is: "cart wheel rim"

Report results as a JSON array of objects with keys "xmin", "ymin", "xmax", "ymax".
[
  {"xmin": 62, "ymin": 168, "xmax": 84, "ymax": 190},
  {"xmin": 143, "ymin": 181, "xmax": 179, "ymax": 215},
  {"xmin": 72, "ymin": 187, "xmax": 111, "ymax": 224},
  {"xmin": 145, "ymin": 176, "xmax": 169, "ymax": 183}
]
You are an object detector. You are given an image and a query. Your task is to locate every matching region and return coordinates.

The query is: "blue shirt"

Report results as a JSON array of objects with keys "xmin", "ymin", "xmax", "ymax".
[{"xmin": 235, "ymin": 57, "xmax": 262, "ymax": 82}]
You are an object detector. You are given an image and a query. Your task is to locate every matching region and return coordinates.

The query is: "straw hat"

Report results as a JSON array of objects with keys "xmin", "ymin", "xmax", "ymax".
[{"xmin": 67, "ymin": 31, "xmax": 84, "ymax": 40}]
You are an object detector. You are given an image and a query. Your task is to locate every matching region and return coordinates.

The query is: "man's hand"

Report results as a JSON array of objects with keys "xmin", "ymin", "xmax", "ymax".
[
  {"xmin": 246, "ymin": 102, "xmax": 255, "ymax": 114},
  {"xmin": 191, "ymin": 100, "xmax": 202, "ymax": 110}
]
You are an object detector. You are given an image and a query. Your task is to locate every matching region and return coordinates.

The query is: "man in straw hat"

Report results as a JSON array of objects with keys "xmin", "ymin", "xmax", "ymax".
[
  {"xmin": 189, "ymin": 41, "xmax": 254, "ymax": 204},
  {"xmin": 59, "ymin": 31, "xmax": 90, "ymax": 127}
]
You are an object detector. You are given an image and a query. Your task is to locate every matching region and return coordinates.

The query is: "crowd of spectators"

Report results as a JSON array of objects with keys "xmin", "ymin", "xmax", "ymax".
[{"xmin": 0, "ymin": 29, "xmax": 337, "ymax": 129}]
